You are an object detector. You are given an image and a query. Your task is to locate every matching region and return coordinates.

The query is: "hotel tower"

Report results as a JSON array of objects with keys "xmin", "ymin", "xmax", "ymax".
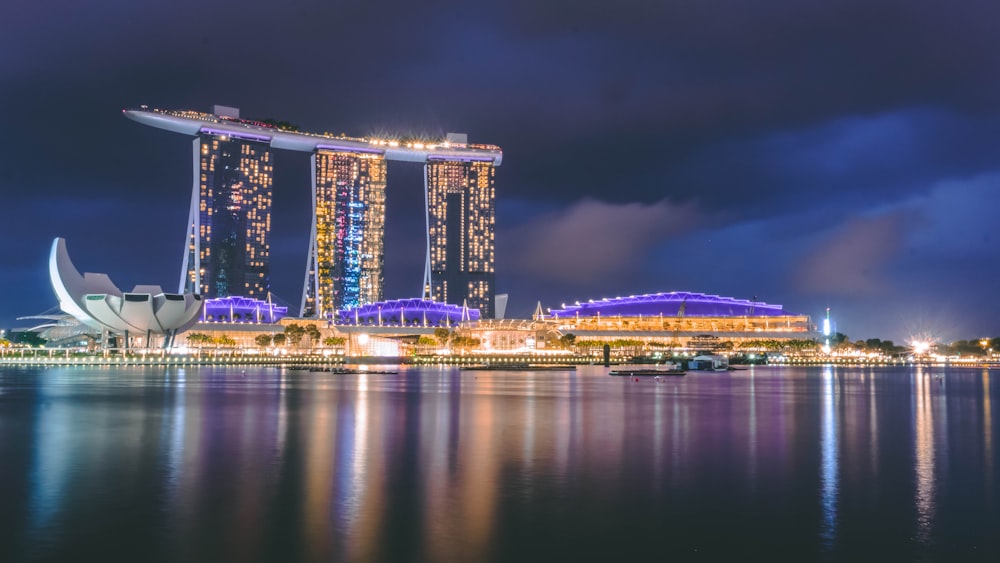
[
  {"xmin": 300, "ymin": 150, "xmax": 387, "ymax": 318},
  {"xmin": 125, "ymin": 106, "xmax": 501, "ymax": 316},
  {"xmin": 424, "ymin": 151, "xmax": 496, "ymax": 318},
  {"xmin": 179, "ymin": 106, "xmax": 273, "ymax": 298}
]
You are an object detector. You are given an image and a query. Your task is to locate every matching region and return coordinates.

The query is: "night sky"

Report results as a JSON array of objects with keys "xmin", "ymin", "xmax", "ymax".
[{"xmin": 3, "ymin": 1, "xmax": 999, "ymax": 342}]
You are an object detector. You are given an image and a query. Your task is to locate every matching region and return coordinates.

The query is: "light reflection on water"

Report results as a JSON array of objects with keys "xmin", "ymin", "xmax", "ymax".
[
  {"xmin": 1, "ymin": 365, "xmax": 999, "ymax": 562},
  {"xmin": 913, "ymin": 367, "xmax": 937, "ymax": 546},
  {"xmin": 984, "ymin": 370, "xmax": 994, "ymax": 501},
  {"xmin": 819, "ymin": 365, "xmax": 839, "ymax": 550}
]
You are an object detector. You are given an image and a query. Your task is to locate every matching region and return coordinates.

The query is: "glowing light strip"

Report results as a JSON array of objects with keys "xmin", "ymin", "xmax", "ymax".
[
  {"xmin": 316, "ymin": 143, "xmax": 385, "ymax": 155},
  {"xmin": 199, "ymin": 127, "xmax": 272, "ymax": 143},
  {"xmin": 426, "ymin": 155, "xmax": 497, "ymax": 163}
]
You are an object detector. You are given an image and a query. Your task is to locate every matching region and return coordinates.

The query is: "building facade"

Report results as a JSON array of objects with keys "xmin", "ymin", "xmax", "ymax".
[
  {"xmin": 301, "ymin": 150, "xmax": 387, "ymax": 318},
  {"xmin": 425, "ymin": 160, "xmax": 496, "ymax": 318},
  {"xmin": 181, "ymin": 132, "xmax": 273, "ymax": 299}
]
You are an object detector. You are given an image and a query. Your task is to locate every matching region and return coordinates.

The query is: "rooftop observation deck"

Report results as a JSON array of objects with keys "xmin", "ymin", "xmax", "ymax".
[{"xmin": 124, "ymin": 107, "xmax": 503, "ymax": 165}]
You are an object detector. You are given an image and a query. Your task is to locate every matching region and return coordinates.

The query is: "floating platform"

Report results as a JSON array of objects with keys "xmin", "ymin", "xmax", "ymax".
[
  {"xmin": 307, "ymin": 367, "xmax": 399, "ymax": 375},
  {"xmin": 609, "ymin": 368, "xmax": 686, "ymax": 377},
  {"xmin": 460, "ymin": 364, "xmax": 577, "ymax": 372}
]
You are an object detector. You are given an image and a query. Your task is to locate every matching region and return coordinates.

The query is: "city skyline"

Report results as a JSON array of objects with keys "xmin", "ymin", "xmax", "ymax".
[{"xmin": 2, "ymin": 1, "xmax": 1000, "ymax": 342}]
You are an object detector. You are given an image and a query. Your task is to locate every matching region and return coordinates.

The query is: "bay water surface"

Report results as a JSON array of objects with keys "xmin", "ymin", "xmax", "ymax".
[{"xmin": 1, "ymin": 365, "xmax": 997, "ymax": 562}]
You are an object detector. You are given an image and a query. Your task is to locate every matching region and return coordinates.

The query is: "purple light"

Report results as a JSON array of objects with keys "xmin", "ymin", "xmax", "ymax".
[
  {"xmin": 548, "ymin": 292, "xmax": 789, "ymax": 318},
  {"xmin": 337, "ymin": 298, "xmax": 479, "ymax": 326},
  {"xmin": 202, "ymin": 296, "xmax": 287, "ymax": 323}
]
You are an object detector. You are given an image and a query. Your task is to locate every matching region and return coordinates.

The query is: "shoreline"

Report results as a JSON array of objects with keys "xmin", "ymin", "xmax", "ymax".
[
  {"xmin": 0, "ymin": 353, "xmax": 602, "ymax": 368},
  {"xmin": 1, "ymin": 354, "xmax": 997, "ymax": 369}
]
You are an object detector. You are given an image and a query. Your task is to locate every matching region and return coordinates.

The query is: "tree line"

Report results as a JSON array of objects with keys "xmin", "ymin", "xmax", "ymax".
[{"xmin": 186, "ymin": 323, "xmax": 347, "ymax": 350}]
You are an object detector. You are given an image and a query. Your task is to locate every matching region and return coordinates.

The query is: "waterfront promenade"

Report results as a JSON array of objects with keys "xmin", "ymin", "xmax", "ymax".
[
  {"xmin": 0, "ymin": 352, "xmax": 603, "ymax": 368},
  {"xmin": 2, "ymin": 351, "xmax": 996, "ymax": 369}
]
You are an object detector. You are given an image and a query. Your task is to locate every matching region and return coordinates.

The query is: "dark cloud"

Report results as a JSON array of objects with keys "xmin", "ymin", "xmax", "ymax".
[
  {"xmin": 793, "ymin": 212, "xmax": 913, "ymax": 296},
  {"xmin": 502, "ymin": 198, "xmax": 703, "ymax": 284}
]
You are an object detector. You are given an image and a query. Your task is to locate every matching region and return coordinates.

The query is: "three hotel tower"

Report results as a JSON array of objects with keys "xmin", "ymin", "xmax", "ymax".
[{"xmin": 144, "ymin": 105, "xmax": 499, "ymax": 319}]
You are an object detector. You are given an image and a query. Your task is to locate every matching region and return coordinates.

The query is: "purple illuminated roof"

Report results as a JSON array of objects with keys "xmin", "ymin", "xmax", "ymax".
[
  {"xmin": 203, "ymin": 296, "xmax": 288, "ymax": 324},
  {"xmin": 337, "ymin": 299, "xmax": 479, "ymax": 326},
  {"xmin": 548, "ymin": 292, "xmax": 791, "ymax": 318}
]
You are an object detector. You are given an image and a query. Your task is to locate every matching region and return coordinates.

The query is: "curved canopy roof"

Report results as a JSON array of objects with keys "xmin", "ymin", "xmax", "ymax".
[
  {"xmin": 548, "ymin": 292, "xmax": 791, "ymax": 318},
  {"xmin": 337, "ymin": 298, "xmax": 480, "ymax": 326},
  {"xmin": 202, "ymin": 296, "xmax": 288, "ymax": 324}
]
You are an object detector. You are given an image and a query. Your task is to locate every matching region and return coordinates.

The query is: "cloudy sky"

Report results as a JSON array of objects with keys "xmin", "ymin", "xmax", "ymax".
[{"xmin": 2, "ymin": 0, "xmax": 999, "ymax": 341}]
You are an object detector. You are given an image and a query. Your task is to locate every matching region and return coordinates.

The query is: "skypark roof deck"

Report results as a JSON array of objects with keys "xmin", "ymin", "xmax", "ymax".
[{"xmin": 124, "ymin": 107, "xmax": 503, "ymax": 165}]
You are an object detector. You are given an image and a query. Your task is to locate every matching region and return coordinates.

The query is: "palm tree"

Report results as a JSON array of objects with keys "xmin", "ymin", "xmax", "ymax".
[
  {"xmin": 185, "ymin": 333, "xmax": 212, "ymax": 348},
  {"xmin": 284, "ymin": 324, "xmax": 305, "ymax": 348},
  {"xmin": 323, "ymin": 336, "xmax": 346, "ymax": 347},
  {"xmin": 304, "ymin": 324, "xmax": 321, "ymax": 350},
  {"xmin": 433, "ymin": 328, "xmax": 451, "ymax": 346}
]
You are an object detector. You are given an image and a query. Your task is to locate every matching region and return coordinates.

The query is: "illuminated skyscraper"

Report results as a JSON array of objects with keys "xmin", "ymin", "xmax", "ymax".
[
  {"xmin": 424, "ymin": 158, "xmax": 496, "ymax": 318},
  {"xmin": 181, "ymin": 131, "xmax": 273, "ymax": 298},
  {"xmin": 301, "ymin": 150, "xmax": 387, "ymax": 318},
  {"xmin": 125, "ymin": 107, "xmax": 502, "ymax": 314}
]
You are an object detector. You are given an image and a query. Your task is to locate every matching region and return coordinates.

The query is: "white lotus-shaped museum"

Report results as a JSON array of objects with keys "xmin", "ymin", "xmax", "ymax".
[{"xmin": 49, "ymin": 238, "xmax": 203, "ymax": 345}]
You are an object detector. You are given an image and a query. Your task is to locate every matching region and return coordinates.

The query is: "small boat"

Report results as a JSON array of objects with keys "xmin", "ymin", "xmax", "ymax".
[
  {"xmin": 687, "ymin": 354, "xmax": 730, "ymax": 372},
  {"xmin": 460, "ymin": 364, "xmax": 577, "ymax": 371},
  {"xmin": 609, "ymin": 368, "xmax": 686, "ymax": 377}
]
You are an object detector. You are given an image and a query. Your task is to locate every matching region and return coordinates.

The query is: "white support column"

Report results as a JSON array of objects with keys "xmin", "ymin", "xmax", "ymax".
[
  {"xmin": 300, "ymin": 153, "xmax": 320, "ymax": 317},
  {"xmin": 179, "ymin": 137, "xmax": 202, "ymax": 294}
]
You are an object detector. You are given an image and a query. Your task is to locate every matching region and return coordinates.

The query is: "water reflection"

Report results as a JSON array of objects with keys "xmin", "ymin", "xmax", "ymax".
[
  {"xmin": 984, "ymin": 370, "xmax": 993, "ymax": 499},
  {"xmin": 1, "ymin": 365, "xmax": 998, "ymax": 562},
  {"xmin": 163, "ymin": 369, "xmax": 186, "ymax": 533},
  {"xmin": 748, "ymin": 370, "xmax": 757, "ymax": 491},
  {"xmin": 819, "ymin": 365, "xmax": 839, "ymax": 549},
  {"xmin": 912, "ymin": 367, "xmax": 936, "ymax": 545},
  {"xmin": 868, "ymin": 369, "xmax": 878, "ymax": 477},
  {"xmin": 28, "ymin": 373, "xmax": 75, "ymax": 533}
]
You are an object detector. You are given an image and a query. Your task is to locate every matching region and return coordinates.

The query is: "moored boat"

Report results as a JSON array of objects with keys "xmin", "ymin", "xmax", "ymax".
[{"xmin": 687, "ymin": 354, "xmax": 730, "ymax": 371}]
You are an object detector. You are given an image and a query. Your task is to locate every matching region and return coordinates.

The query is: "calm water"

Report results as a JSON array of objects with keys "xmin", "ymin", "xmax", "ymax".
[{"xmin": 0, "ymin": 365, "xmax": 998, "ymax": 562}]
